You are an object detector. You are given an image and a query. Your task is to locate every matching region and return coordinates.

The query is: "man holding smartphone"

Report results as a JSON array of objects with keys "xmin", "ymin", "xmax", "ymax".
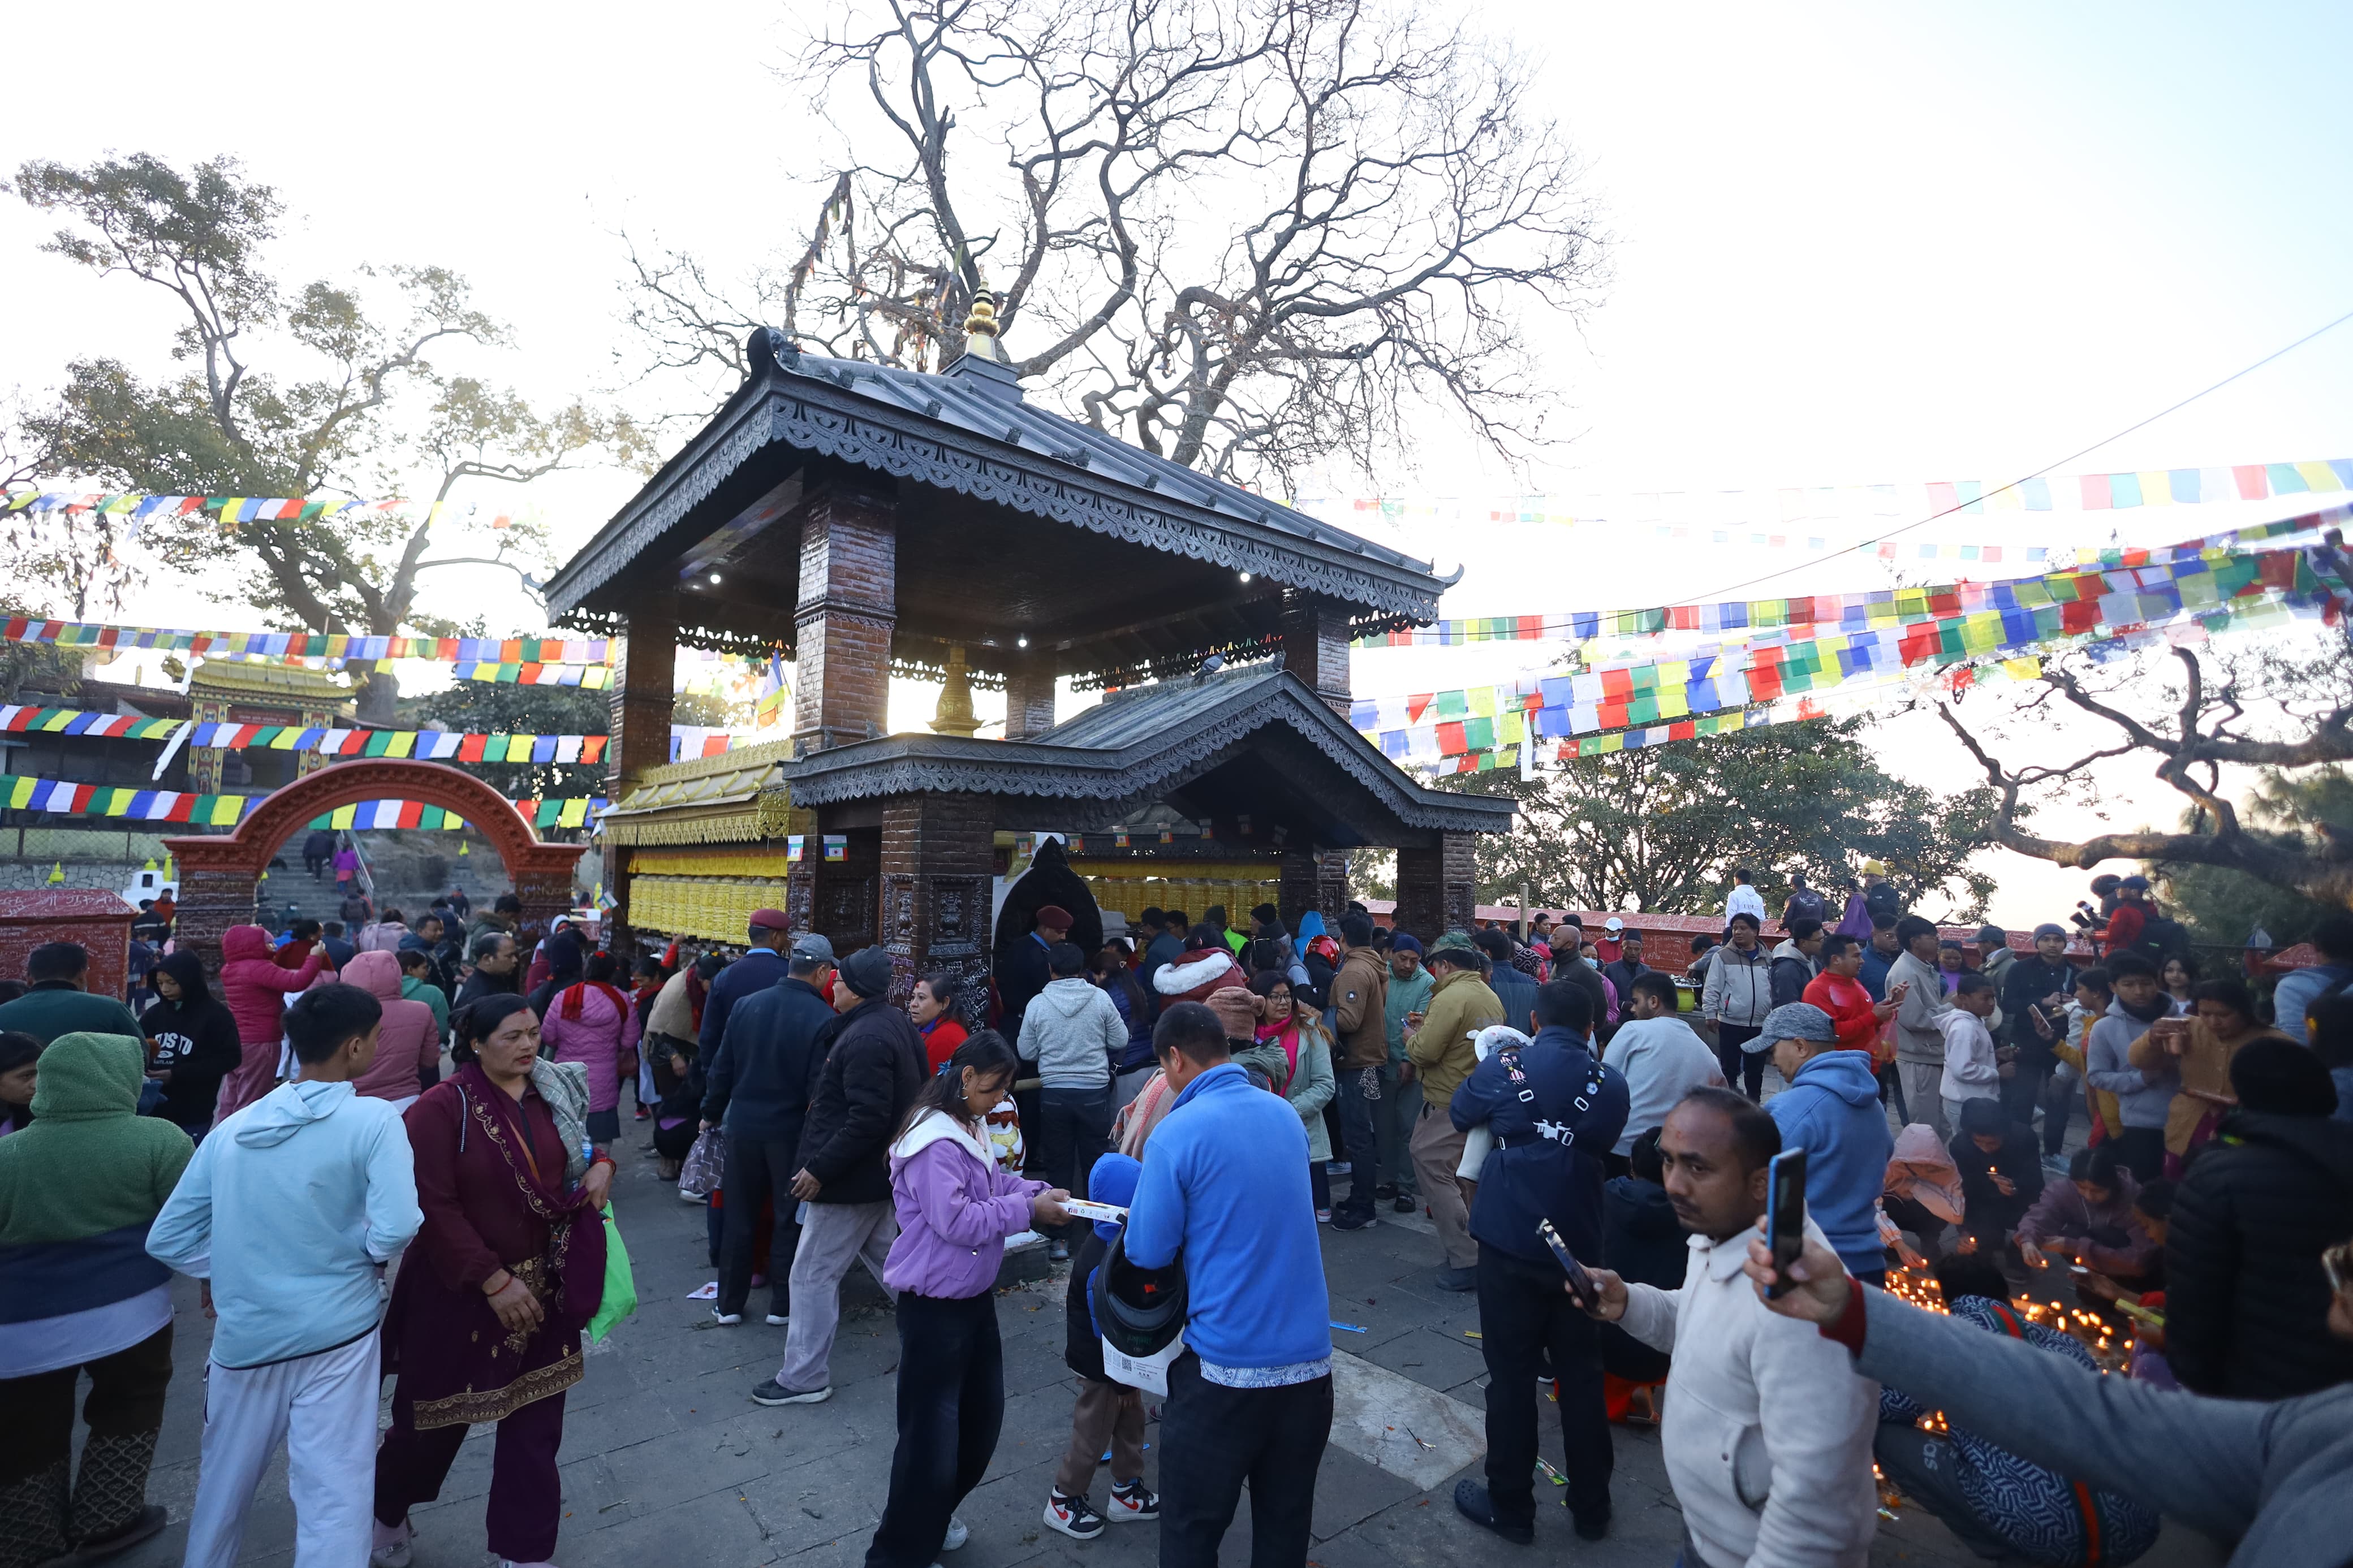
[
  {"xmin": 1446, "ymin": 980, "xmax": 1629, "ymax": 1546},
  {"xmin": 1578, "ymin": 1088, "xmax": 1880, "ymax": 1568}
]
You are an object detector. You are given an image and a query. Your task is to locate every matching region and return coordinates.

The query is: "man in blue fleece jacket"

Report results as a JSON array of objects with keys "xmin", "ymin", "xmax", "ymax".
[
  {"xmin": 1124, "ymin": 1001, "xmax": 1333, "ymax": 1568},
  {"xmin": 1757, "ymin": 1001, "xmax": 1894, "ymax": 1284},
  {"xmin": 148, "ymin": 984, "xmax": 420, "ymax": 1568}
]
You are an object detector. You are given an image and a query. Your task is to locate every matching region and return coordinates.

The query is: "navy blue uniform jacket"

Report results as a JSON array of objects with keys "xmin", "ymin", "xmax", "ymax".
[{"xmin": 1451, "ymin": 1025, "xmax": 1629, "ymax": 1267}]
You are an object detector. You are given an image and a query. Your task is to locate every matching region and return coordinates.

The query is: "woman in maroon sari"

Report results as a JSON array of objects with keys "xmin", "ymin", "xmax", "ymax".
[{"xmin": 372, "ymin": 994, "xmax": 613, "ymax": 1568}]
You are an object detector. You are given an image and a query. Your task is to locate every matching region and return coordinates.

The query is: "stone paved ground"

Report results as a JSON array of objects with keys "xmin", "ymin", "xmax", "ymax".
[{"xmin": 108, "ymin": 1106, "xmax": 2218, "ymax": 1568}]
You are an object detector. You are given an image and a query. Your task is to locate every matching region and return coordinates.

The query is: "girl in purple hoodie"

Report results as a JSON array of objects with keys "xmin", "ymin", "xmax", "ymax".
[{"xmin": 867, "ymin": 1032, "xmax": 1069, "ymax": 1568}]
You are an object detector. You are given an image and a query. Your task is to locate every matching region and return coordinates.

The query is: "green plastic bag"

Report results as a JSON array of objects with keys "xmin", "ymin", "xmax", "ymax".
[{"xmin": 585, "ymin": 1211, "xmax": 637, "ymax": 1344}]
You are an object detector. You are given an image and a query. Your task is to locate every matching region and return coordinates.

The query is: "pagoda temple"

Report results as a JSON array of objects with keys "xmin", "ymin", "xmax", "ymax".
[{"xmin": 545, "ymin": 296, "xmax": 1514, "ymax": 1009}]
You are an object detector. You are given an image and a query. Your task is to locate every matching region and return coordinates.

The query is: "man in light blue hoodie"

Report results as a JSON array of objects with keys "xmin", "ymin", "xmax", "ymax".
[
  {"xmin": 1757, "ymin": 1002, "xmax": 1895, "ymax": 1286},
  {"xmin": 1125, "ymin": 1001, "xmax": 1333, "ymax": 1568},
  {"xmin": 149, "ymin": 983, "xmax": 421, "ymax": 1568}
]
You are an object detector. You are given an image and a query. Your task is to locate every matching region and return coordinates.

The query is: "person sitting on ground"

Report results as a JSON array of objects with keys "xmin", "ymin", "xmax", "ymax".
[
  {"xmin": 1881, "ymin": 1123, "xmax": 1966, "ymax": 1266},
  {"xmin": 1601, "ymin": 973, "xmax": 1723, "ymax": 1176},
  {"xmin": 1757, "ymin": 1001, "xmax": 1895, "ymax": 1286},
  {"xmin": 1803, "ymin": 932, "xmax": 1906, "ymax": 1052},
  {"xmin": 0, "ymin": 1031, "xmax": 196, "ymax": 1564},
  {"xmin": 1746, "ymin": 1226, "xmax": 2353, "ymax": 1568},
  {"xmin": 2017, "ymin": 1144, "xmax": 2158, "ymax": 1285},
  {"xmin": 1950, "ymin": 1097, "xmax": 2044, "ymax": 1262},
  {"xmin": 1579, "ymin": 1088, "xmax": 1880, "ymax": 1568},
  {"xmin": 1124, "ymin": 1001, "xmax": 1334, "ymax": 1568},
  {"xmin": 1045, "ymin": 1151, "xmax": 1159, "ymax": 1540},
  {"xmin": 2164, "ymin": 1037, "xmax": 2353, "ymax": 1401},
  {"xmin": 1873, "ymin": 1251, "xmax": 2163, "ymax": 1567}
]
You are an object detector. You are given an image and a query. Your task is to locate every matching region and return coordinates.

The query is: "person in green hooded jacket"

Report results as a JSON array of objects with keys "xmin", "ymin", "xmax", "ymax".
[{"xmin": 0, "ymin": 1031, "xmax": 195, "ymax": 1564}]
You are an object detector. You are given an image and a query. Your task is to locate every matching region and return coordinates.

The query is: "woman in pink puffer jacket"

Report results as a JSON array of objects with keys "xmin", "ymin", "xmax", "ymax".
[
  {"xmin": 539, "ymin": 950, "xmax": 643, "ymax": 1150},
  {"xmin": 341, "ymin": 950, "xmax": 442, "ymax": 1107},
  {"xmin": 213, "ymin": 924, "xmax": 328, "ymax": 1123}
]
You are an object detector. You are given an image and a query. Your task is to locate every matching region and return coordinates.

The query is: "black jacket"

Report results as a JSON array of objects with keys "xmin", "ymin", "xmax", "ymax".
[
  {"xmin": 2166, "ymin": 1111, "xmax": 2353, "ymax": 1401},
  {"xmin": 1949, "ymin": 1124, "xmax": 2045, "ymax": 1242},
  {"xmin": 1065, "ymin": 1225, "xmax": 1113, "ymax": 1381},
  {"xmin": 1450, "ymin": 1026, "xmax": 1630, "ymax": 1265},
  {"xmin": 1486, "ymin": 961, "xmax": 1539, "ymax": 1035},
  {"xmin": 696, "ymin": 948, "xmax": 791, "ymax": 1055},
  {"xmin": 1554, "ymin": 958, "xmax": 1611, "ymax": 1040},
  {"xmin": 1601, "ymin": 1174, "xmax": 1686, "ymax": 1289},
  {"xmin": 798, "ymin": 997, "xmax": 927, "ymax": 1206},
  {"xmin": 701, "ymin": 977, "xmax": 836, "ymax": 1149},
  {"xmin": 2000, "ymin": 954, "xmax": 2075, "ymax": 1066},
  {"xmin": 1768, "ymin": 946, "xmax": 1816, "ymax": 1009},
  {"xmin": 996, "ymin": 933, "xmax": 1054, "ymax": 1037},
  {"xmin": 139, "ymin": 984, "xmax": 241, "ymax": 1134}
]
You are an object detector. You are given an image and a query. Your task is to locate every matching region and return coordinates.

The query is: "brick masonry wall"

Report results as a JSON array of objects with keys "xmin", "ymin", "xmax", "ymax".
[
  {"xmin": 1279, "ymin": 591, "xmax": 1354, "ymax": 718},
  {"xmin": 881, "ymin": 792, "xmax": 997, "ymax": 1020},
  {"xmin": 794, "ymin": 483, "xmax": 897, "ymax": 751}
]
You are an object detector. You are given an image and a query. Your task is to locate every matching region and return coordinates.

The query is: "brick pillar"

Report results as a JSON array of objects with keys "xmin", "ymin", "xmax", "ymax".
[
  {"xmin": 602, "ymin": 602, "xmax": 678, "ymax": 956},
  {"xmin": 789, "ymin": 820, "xmax": 881, "ymax": 958},
  {"xmin": 880, "ymin": 792, "xmax": 996, "ymax": 1021},
  {"xmin": 1278, "ymin": 847, "xmax": 1350, "ymax": 935},
  {"xmin": 794, "ymin": 481, "xmax": 897, "ymax": 753},
  {"xmin": 1394, "ymin": 832, "xmax": 1479, "ymax": 941},
  {"xmin": 1002, "ymin": 658, "xmax": 1057, "ymax": 741},
  {"xmin": 1279, "ymin": 590, "xmax": 1354, "ymax": 719}
]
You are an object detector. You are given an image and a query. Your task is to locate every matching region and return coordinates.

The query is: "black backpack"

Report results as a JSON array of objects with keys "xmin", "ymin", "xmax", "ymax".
[{"xmin": 1785, "ymin": 889, "xmax": 1827, "ymax": 925}]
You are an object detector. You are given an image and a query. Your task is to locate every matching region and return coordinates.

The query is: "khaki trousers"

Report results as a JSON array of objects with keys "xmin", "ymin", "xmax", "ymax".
[{"xmin": 1409, "ymin": 1104, "xmax": 1475, "ymax": 1268}]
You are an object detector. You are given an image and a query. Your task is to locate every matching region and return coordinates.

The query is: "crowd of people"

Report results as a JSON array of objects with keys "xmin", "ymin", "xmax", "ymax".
[{"xmin": 2, "ymin": 863, "xmax": 2351, "ymax": 1568}]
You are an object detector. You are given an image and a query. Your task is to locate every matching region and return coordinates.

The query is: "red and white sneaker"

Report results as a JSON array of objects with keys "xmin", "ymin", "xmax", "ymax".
[
  {"xmin": 1043, "ymin": 1490, "xmax": 1105, "ymax": 1540},
  {"xmin": 1106, "ymin": 1479, "xmax": 1160, "ymax": 1522}
]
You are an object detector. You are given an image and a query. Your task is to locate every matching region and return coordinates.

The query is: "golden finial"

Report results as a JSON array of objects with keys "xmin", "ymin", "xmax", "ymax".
[
  {"xmin": 962, "ymin": 289, "xmax": 1006, "ymax": 362},
  {"xmin": 929, "ymin": 645, "xmax": 982, "ymax": 736}
]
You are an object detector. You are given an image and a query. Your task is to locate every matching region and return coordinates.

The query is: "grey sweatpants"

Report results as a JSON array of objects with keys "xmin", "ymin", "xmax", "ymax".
[
  {"xmin": 772, "ymin": 1199, "xmax": 897, "ymax": 1396},
  {"xmin": 1898, "ymin": 1061, "xmax": 1949, "ymax": 1141}
]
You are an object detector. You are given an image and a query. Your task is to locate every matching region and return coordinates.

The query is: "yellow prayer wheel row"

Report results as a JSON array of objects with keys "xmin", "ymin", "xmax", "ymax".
[{"xmin": 626, "ymin": 875, "xmax": 794, "ymax": 943}]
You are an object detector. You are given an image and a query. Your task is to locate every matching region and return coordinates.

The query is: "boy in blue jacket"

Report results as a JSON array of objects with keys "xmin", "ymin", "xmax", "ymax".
[
  {"xmin": 1758, "ymin": 1001, "xmax": 1894, "ymax": 1284},
  {"xmin": 1124, "ymin": 1001, "xmax": 1331, "ymax": 1568}
]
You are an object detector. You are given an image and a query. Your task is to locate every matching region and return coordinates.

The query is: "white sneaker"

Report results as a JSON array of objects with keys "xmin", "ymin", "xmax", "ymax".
[
  {"xmin": 370, "ymin": 1518, "xmax": 413, "ymax": 1568},
  {"xmin": 711, "ymin": 1310, "xmax": 742, "ymax": 1326},
  {"xmin": 765, "ymin": 1312, "xmax": 790, "ymax": 1327},
  {"xmin": 942, "ymin": 1516, "xmax": 969, "ymax": 1550}
]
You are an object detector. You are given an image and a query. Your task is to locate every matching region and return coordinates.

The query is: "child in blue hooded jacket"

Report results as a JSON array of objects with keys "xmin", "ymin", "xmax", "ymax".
[{"xmin": 1756, "ymin": 1001, "xmax": 1895, "ymax": 1283}]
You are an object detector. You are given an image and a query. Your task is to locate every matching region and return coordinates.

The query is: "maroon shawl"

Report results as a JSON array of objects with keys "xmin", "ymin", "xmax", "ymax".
[{"xmin": 383, "ymin": 1063, "xmax": 607, "ymax": 1428}]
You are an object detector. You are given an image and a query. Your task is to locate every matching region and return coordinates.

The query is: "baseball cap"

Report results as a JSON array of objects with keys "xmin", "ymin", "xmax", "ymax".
[
  {"xmin": 790, "ymin": 932, "xmax": 836, "ymax": 964},
  {"xmin": 1603, "ymin": 917, "xmax": 1625, "ymax": 934},
  {"xmin": 1747, "ymin": 1001, "xmax": 1838, "ymax": 1055}
]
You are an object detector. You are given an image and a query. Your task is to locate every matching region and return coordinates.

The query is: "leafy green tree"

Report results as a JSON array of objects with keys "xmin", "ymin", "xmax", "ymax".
[
  {"xmin": 2151, "ymin": 766, "xmax": 2353, "ymax": 952},
  {"xmin": 6, "ymin": 153, "xmax": 644, "ymax": 723},
  {"xmin": 404, "ymin": 683, "xmax": 612, "ymax": 803},
  {"xmin": 1436, "ymin": 716, "xmax": 1999, "ymax": 919}
]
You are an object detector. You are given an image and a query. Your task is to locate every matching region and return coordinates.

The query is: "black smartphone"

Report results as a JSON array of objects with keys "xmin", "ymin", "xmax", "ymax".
[
  {"xmin": 1537, "ymin": 1218, "xmax": 1598, "ymax": 1310},
  {"xmin": 1765, "ymin": 1147, "xmax": 1807, "ymax": 1298}
]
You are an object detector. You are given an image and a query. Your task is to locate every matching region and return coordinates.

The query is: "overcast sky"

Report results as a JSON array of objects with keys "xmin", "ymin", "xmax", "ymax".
[{"xmin": 7, "ymin": 1, "xmax": 2349, "ymax": 928}]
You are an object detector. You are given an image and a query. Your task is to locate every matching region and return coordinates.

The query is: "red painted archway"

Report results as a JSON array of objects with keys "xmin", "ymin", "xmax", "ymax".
[{"xmin": 163, "ymin": 758, "xmax": 585, "ymax": 972}]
